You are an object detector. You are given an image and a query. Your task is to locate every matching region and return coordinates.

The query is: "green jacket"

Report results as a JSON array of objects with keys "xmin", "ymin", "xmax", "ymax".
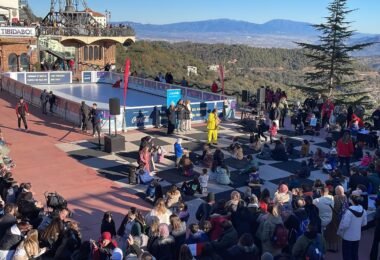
[{"xmin": 292, "ymin": 233, "xmax": 326, "ymax": 260}]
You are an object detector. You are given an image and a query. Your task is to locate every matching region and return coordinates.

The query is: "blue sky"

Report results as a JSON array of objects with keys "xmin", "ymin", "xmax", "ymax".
[{"xmin": 28, "ymin": 0, "xmax": 380, "ymax": 34}]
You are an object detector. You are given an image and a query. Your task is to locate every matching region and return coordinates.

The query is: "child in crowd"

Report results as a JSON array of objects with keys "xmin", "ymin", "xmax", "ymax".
[
  {"xmin": 181, "ymin": 177, "xmax": 202, "ymax": 196},
  {"xmin": 178, "ymin": 202, "xmax": 190, "ymax": 223},
  {"xmin": 201, "ymin": 144, "xmax": 213, "ymax": 168},
  {"xmin": 145, "ymin": 180, "xmax": 163, "ymax": 204},
  {"xmin": 269, "ymin": 122, "xmax": 278, "ymax": 144},
  {"xmin": 199, "ymin": 168, "xmax": 209, "ymax": 194},
  {"xmin": 241, "ymin": 154, "xmax": 259, "ymax": 175},
  {"xmin": 233, "ymin": 143, "xmax": 244, "ymax": 160},
  {"xmin": 216, "ymin": 164, "xmax": 232, "ymax": 185},
  {"xmin": 174, "ymin": 138, "xmax": 184, "ymax": 168},
  {"xmin": 151, "ymin": 145, "xmax": 166, "ymax": 163},
  {"xmin": 249, "ymin": 133, "xmax": 262, "ymax": 152},
  {"xmin": 248, "ymin": 166, "xmax": 260, "ymax": 183},
  {"xmin": 310, "ymin": 147, "xmax": 325, "ymax": 169},
  {"xmin": 323, "ymin": 148, "xmax": 339, "ymax": 173},
  {"xmin": 359, "ymin": 151, "xmax": 372, "ymax": 170},
  {"xmin": 186, "ymin": 223, "xmax": 209, "ymax": 244},
  {"xmin": 300, "ymin": 139, "xmax": 310, "ymax": 157},
  {"xmin": 179, "ymin": 150, "xmax": 194, "ymax": 177}
]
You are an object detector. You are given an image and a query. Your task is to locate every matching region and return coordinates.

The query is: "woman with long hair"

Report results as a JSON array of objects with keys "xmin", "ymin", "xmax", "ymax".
[
  {"xmin": 166, "ymin": 185, "xmax": 181, "ymax": 210},
  {"xmin": 13, "ymin": 229, "xmax": 46, "ymax": 260},
  {"xmin": 145, "ymin": 198, "xmax": 172, "ymax": 226},
  {"xmin": 101, "ymin": 211, "xmax": 116, "ymax": 237},
  {"xmin": 170, "ymin": 214, "xmax": 187, "ymax": 258},
  {"xmin": 40, "ymin": 218, "xmax": 64, "ymax": 255},
  {"xmin": 55, "ymin": 221, "xmax": 82, "ymax": 260},
  {"xmin": 184, "ymin": 100, "xmax": 192, "ymax": 131}
]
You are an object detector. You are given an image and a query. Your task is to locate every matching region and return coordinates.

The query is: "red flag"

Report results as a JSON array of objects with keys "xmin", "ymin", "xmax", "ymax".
[
  {"xmin": 219, "ymin": 64, "xmax": 225, "ymax": 95},
  {"xmin": 123, "ymin": 59, "xmax": 131, "ymax": 108}
]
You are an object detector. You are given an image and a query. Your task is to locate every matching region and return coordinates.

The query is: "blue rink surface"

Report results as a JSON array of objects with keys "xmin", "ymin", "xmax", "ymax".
[{"xmin": 34, "ymin": 83, "xmax": 167, "ymax": 107}]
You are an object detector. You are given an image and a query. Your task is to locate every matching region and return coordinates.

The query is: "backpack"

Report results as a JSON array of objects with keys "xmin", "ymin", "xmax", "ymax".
[
  {"xmin": 271, "ymin": 224, "xmax": 289, "ymax": 248},
  {"xmin": 305, "ymin": 235, "xmax": 324, "ymax": 260},
  {"xmin": 296, "ymin": 215, "xmax": 310, "ymax": 237}
]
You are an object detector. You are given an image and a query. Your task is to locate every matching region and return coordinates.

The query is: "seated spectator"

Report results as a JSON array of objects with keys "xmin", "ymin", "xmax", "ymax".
[
  {"xmin": 359, "ymin": 151, "xmax": 372, "ymax": 170},
  {"xmin": 178, "ymin": 202, "xmax": 190, "ymax": 223},
  {"xmin": 311, "ymin": 148, "xmax": 325, "ymax": 169},
  {"xmin": 112, "ymin": 79, "xmax": 122, "ymax": 88},
  {"xmin": 101, "ymin": 211, "xmax": 116, "ymax": 238},
  {"xmin": 216, "ymin": 164, "xmax": 232, "ymax": 185},
  {"xmin": 271, "ymin": 141, "xmax": 288, "ymax": 161},
  {"xmin": 300, "ymin": 140, "xmax": 310, "ymax": 157},
  {"xmin": 228, "ymin": 137, "xmax": 240, "ymax": 153},
  {"xmin": 257, "ymin": 144, "xmax": 272, "ymax": 160},
  {"xmin": 233, "ymin": 144, "xmax": 244, "ymax": 160},
  {"xmin": 201, "ymin": 144, "xmax": 213, "ymax": 168},
  {"xmin": 323, "ymin": 149, "xmax": 339, "ymax": 172},
  {"xmin": 181, "ymin": 177, "xmax": 202, "ymax": 196},
  {"xmin": 145, "ymin": 180, "xmax": 163, "ymax": 205},
  {"xmin": 241, "ymin": 155, "xmax": 259, "ymax": 174},
  {"xmin": 213, "ymin": 148, "xmax": 225, "ymax": 167},
  {"xmin": 297, "ymin": 161, "xmax": 311, "ymax": 178},
  {"xmin": 249, "ymin": 134, "xmax": 262, "ymax": 152},
  {"xmin": 179, "ymin": 151, "xmax": 194, "ymax": 177},
  {"xmin": 165, "ymin": 185, "xmax": 181, "ymax": 210},
  {"xmin": 199, "ymin": 168, "xmax": 209, "ymax": 194}
]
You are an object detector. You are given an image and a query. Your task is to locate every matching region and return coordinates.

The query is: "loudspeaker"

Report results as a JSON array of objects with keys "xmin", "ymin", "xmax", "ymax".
[
  {"xmin": 109, "ymin": 98, "xmax": 120, "ymax": 115},
  {"xmin": 104, "ymin": 134, "xmax": 125, "ymax": 153},
  {"xmin": 257, "ymin": 87, "xmax": 266, "ymax": 103},
  {"xmin": 242, "ymin": 90, "xmax": 250, "ymax": 102}
]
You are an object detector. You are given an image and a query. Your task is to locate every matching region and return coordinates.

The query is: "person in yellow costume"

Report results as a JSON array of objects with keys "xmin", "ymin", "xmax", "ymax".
[{"xmin": 207, "ymin": 109, "xmax": 220, "ymax": 145}]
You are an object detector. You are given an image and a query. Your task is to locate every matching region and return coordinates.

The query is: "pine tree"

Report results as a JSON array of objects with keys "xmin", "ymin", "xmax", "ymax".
[{"xmin": 296, "ymin": 0, "xmax": 373, "ymax": 104}]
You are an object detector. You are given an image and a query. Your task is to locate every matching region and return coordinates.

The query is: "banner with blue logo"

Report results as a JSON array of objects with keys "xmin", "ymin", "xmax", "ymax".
[{"xmin": 166, "ymin": 89, "xmax": 182, "ymax": 107}]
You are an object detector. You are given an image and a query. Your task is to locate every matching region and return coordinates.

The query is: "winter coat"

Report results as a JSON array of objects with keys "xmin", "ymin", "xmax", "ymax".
[
  {"xmin": 259, "ymin": 214, "xmax": 283, "ymax": 256},
  {"xmin": 0, "ymin": 224, "xmax": 23, "ymax": 260},
  {"xmin": 269, "ymin": 108, "xmax": 280, "ymax": 121},
  {"xmin": 211, "ymin": 226, "xmax": 238, "ymax": 254},
  {"xmin": 0, "ymin": 214, "xmax": 16, "ymax": 240},
  {"xmin": 225, "ymin": 244, "xmax": 259, "ymax": 260},
  {"xmin": 54, "ymin": 229, "xmax": 81, "ymax": 260},
  {"xmin": 337, "ymin": 205, "xmax": 367, "ymax": 241},
  {"xmin": 337, "ymin": 138, "xmax": 354, "ymax": 158},
  {"xmin": 209, "ymin": 213, "xmax": 231, "ymax": 241},
  {"xmin": 313, "ymin": 195, "xmax": 334, "ymax": 227},
  {"xmin": 196, "ymin": 202, "xmax": 215, "ymax": 222},
  {"xmin": 292, "ymin": 232, "xmax": 326, "ymax": 260},
  {"xmin": 147, "ymin": 235, "xmax": 176, "ymax": 260},
  {"xmin": 101, "ymin": 220, "xmax": 116, "ymax": 238}
]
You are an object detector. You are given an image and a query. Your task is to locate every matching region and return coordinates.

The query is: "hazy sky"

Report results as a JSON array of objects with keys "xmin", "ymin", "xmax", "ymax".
[{"xmin": 27, "ymin": 0, "xmax": 380, "ymax": 34}]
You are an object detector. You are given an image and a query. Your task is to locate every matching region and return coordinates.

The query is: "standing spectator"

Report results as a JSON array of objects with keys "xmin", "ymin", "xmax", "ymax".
[
  {"xmin": 176, "ymin": 100, "xmax": 185, "ymax": 132},
  {"xmin": 89, "ymin": 103, "xmax": 101, "ymax": 139},
  {"xmin": 337, "ymin": 195, "xmax": 367, "ymax": 260},
  {"xmin": 145, "ymin": 199, "xmax": 172, "ymax": 226},
  {"xmin": 147, "ymin": 223, "xmax": 176, "ymax": 260},
  {"xmin": 372, "ymin": 106, "xmax": 380, "ymax": 130},
  {"xmin": 211, "ymin": 220, "xmax": 238, "ymax": 256},
  {"xmin": 166, "ymin": 102, "xmax": 176, "ymax": 135},
  {"xmin": 207, "ymin": 109, "xmax": 220, "ymax": 145},
  {"xmin": 48, "ymin": 91, "xmax": 56, "ymax": 113},
  {"xmin": 313, "ymin": 187, "xmax": 334, "ymax": 233},
  {"xmin": 370, "ymin": 198, "xmax": 380, "ymax": 260},
  {"xmin": 292, "ymin": 224, "xmax": 326, "ymax": 260},
  {"xmin": 181, "ymin": 77, "xmax": 188, "ymax": 87},
  {"xmin": 269, "ymin": 104, "xmax": 280, "ymax": 130},
  {"xmin": 184, "ymin": 100, "xmax": 192, "ymax": 131},
  {"xmin": 211, "ymin": 81, "xmax": 218, "ymax": 93},
  {"xmin": 278, "ymin": 96, "xmax": 288, "ymax": 128},
  {"xmin": 91, "ymin": 232, "xmax": 117, "ymax": 260},
  {"xmin": 321, "ymin": 99, "xmax": 335, "ymax": 128},
  {"xmin": 0, "ymin": 203, "xmax": 17, "ymax": 239},
  {"xmin": 337, "ymin": 131, "xmax": 354, "ymax": 176},
  {"xmin": 13, "ymin": 229, "xmax": 46, "ymax": 260},
  {"xmin": 174, "ymin": 138, "xmax": 183, "ymax": 168},
  {"xmin": 79, "ymin": 101, "xmax": 89, "ymax": 133},
  {"xmin": 15, "ymin": 97, "xmax": 29, "ymax": 131},
  {"xmin": 0, "ymin": 221, "xmax": 31, "ymax": 259},
  {"xmin": 325, "ymin": 185, "xmax": 349, "ymax": 252},
  {"xmin": 54, "ymin": 222, "xmax": 81, "ymax": 260},
  {"xmin": 40, "ymin": 89, "xmax": 48, "ymax": 115},
  {"xmin": 100, "ymin": 211, "xmax": 116, "ymax": 238}
]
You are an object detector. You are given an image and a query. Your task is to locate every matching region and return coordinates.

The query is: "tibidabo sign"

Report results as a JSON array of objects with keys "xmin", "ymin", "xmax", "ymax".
[{"xmin": 0, "ymin": 27, "xmax": 36, "ymax": 37}]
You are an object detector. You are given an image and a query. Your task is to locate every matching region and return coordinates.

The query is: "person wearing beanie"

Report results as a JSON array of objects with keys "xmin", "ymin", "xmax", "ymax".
[{"xmin": 92, "ymin": 232, "xmax": 117, "ymax": 260}]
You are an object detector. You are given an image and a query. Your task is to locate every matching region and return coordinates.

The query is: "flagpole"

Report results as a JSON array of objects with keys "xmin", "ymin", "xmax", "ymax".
[{"xmin": 122, "ymin": 59, "xmax": 131, "ymax": 133}]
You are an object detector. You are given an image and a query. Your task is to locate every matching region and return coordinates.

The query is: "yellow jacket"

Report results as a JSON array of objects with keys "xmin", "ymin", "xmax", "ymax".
[{"xmin": 207, "ymin": 113, "xmax": 218, "ymax": 130}]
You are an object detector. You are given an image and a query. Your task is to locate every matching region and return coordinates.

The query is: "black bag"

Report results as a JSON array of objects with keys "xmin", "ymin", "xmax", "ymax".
[{"xmin": 46, "ymin": 192, "xmax": 67, "ymax": 209}]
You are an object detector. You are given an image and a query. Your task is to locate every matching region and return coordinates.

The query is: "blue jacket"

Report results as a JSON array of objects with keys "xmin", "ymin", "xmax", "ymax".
[{"xmin": 174, "ymin": 143, "xmax": 183, "ymax": 158}]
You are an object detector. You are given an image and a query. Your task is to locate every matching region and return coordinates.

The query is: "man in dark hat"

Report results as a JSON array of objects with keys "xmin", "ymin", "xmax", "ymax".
[{"xmin": 15, "ymin": 97, "xmax": 29, "ymax": 131}]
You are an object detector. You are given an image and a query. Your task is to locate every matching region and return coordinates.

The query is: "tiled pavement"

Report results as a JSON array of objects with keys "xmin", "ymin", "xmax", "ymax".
[{"xmin": 56, "ymin": 121, "xmax": 378, "ymax": 224}]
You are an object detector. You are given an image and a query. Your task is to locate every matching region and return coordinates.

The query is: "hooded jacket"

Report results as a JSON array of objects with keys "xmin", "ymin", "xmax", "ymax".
[
  {"xmin": 338, "ymin": 205, "xmax": 367, "ymax": 241},
  {"xmin": 292, "ymin": 231, "xmax": 326, "ymax": 260}
]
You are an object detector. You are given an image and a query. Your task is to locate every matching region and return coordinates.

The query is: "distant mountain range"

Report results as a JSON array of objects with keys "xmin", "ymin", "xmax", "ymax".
[{"xmin": 114, "ymin": 19, "xmax": 380, "ymax": 56}]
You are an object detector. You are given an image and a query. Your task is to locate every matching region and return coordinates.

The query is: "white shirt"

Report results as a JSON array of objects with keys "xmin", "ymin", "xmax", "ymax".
[
  {"xmin": 199, "ymin": 174, "xmax": 209, "ymax": 188},
  {"xmin": 313, "ymin": 195, "xmax": 334, "ymax": 227}
]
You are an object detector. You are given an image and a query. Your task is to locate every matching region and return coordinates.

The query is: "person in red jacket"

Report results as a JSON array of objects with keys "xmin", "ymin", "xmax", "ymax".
[
  {"xmin": 321, "ymin": 99, "xmax": 335, "ymax": 128},
  {"xmin": 337, "ymin": 131, "xmax": 354, "ymax": 175},
  {"xmin": 211, "ymin": 81, "xmax": 218, "ymax": 93},
  {"xmin": 15, "ymin": 97, "xmax": 29, "ymax": 131}
]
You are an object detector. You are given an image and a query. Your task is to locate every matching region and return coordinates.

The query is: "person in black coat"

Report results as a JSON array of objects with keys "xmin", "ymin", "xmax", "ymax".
[
  {"xmin": 213, "ymin": 148, "xmax": 225, "ymax": 167},
  {"xmin": 348, "ymin": 169, "xmax": 370, "ymax": 192},
  {"xmin": 100, "ymin": 211, "xmax": 116, "ymax": 238},
  {"xmin": 147, "ymin": 223, "xmax": 176, "ymax": 260},
  {"xmin": 0, "ymin": 221, "xmax": 31, "ymax": 256},
  {"xmin": 196, "ymin": 193, "xmax": 216, "ymax": 222},
  {"xmin": 230, "ymin": 202, "xmax": 253, "ymax": 238},
  {"xmin": 0, "ymin": 203, "xmax": 17, "ymax": 240},
  {"xmin": 225, "ymin": 233, "xmax": 259, "ymax": 260},
  {"xmin": 80, "ymin": 101, "xmax": 90, "ymax": 132},
  {"xmin": 271, "ymin": 141, "xmax": 288, "ymax": 161},
  {"xmin": 166, "ymin": 103, "xmax": 176, "ymax": 135},
  {"xmin": 372, "ymin": 106, "xmax": 380, "ymax": 130},
  {"xmin": 370, "ymin": 198, "xmax": 380, "ymax": 260},
  {"xmin": 54, "ymin": 221, "xmax": 82, "ymax": 260}
]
